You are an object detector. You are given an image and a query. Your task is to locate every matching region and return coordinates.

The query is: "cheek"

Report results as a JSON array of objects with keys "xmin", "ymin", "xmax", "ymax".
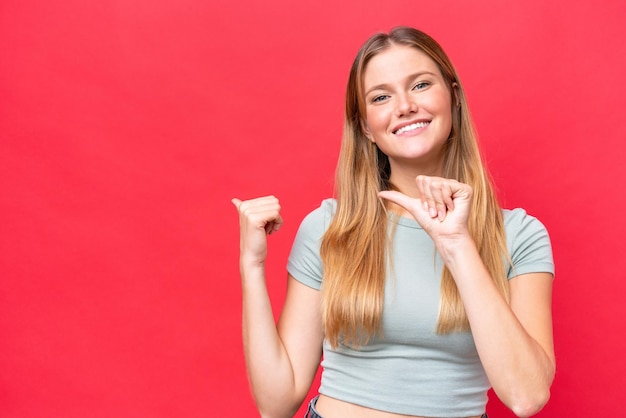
[
  {"xmin": 365, "ymin": 108, "xmax": 389, "ymax": 133},
  {"xmin": 429, "ymin": 94, "xmax": 453, "ymax": 127},
  {"xmin": 427, "ymin": 91, "xmax": 452, "ymax": 112}
]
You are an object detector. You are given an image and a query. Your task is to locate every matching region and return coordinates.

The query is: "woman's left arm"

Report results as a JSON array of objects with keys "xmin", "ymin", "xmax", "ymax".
[
  {"xmin": 444, "ymin": 243, "xmax": 555, "ymax": 418},
  {"xmin": 380, "ymin": 177, "xmax": 555, "ymax": 418}
]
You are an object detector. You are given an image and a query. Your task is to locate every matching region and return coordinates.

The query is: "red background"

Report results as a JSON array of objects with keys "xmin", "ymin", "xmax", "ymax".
[{"xmin": 1, "ymin": 0, "xmax": 625, "ymax": 416}]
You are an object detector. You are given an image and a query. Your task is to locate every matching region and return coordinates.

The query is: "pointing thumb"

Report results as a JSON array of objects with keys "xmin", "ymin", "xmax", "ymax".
[{"xmin": 378, "ymin": 190, "xmax": 414, "ymax": 212}]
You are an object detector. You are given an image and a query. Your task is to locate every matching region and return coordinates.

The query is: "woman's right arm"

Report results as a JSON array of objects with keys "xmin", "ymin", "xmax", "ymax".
[{"xmin": 233, "ymin": 196, "xmax": 324, "ymax": 418}]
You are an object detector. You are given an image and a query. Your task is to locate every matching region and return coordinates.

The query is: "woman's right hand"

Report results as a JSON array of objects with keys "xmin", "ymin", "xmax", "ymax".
[{"xmin": 232, "ymin": 196, "xmax": 283, "ymax": 268}]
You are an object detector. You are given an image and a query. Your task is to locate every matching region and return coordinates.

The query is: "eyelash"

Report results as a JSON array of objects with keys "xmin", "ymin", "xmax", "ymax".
[
  {"xmin": 370, "ymin": 81, "xmax": 431, "ymax": 103},
  {"xmin": 372, "ymin": 95, "xmax": 390, "ymax": 103}
]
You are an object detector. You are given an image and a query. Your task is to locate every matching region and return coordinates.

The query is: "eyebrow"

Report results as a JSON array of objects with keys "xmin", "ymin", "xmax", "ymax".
[{"xmin": 364, "ymin": 71, "xmax": 438, "ymax": 96}]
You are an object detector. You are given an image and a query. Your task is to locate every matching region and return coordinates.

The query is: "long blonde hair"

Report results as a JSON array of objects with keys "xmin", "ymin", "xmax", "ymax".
[{"xmin": 320, "ymin": 27, "xmax": 510, "ymax": 348}]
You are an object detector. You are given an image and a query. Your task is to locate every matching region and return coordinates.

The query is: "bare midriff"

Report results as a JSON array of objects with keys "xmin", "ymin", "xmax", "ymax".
[{"xmin": 315, "ymin": 394, "xmax": 483, "ymax": 418}]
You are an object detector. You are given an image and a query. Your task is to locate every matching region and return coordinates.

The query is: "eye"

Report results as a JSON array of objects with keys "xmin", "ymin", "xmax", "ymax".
[
  {"xmin": 371, "ymin": 94, "xmax": 390, "ymax": 103},
  {"xmin": 412, "ymin": 81, "xmax": 430, "ymax": 91}
]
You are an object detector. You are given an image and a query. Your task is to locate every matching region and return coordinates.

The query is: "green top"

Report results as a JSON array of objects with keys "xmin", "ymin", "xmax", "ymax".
[{"xmin": 287, "ymin": 199, "xmax": 554, "ymax": 417}]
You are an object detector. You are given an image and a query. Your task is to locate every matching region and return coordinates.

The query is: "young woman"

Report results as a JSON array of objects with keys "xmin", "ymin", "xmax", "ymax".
[{"xmin": 232, "ymin": 27, "xmax": 555, "ymax": 418}]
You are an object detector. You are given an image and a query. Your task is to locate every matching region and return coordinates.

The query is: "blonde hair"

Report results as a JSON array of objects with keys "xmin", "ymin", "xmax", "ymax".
[{"xmin": 320, "ymin": 27, "xmax": 510, "ymax": 348}]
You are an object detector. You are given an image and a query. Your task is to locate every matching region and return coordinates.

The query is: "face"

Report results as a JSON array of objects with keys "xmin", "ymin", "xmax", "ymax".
[{"xmin": 362, "ymin": 44, "xmax": 454, "ymax": 176}]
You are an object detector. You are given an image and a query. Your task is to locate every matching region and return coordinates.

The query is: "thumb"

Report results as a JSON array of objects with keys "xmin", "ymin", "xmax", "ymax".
[
  {"xmin": 231, "ymin": 198, "xmax": 242, "ymax": 209},
  {"xmin": 378, "ymin": 190, "xmax": 418, "ymax": 212}
]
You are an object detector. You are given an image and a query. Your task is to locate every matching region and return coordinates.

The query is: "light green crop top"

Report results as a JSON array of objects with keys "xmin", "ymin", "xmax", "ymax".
[{"xmin": 287, "ymin": 199, "xmax": 554, "ymax": 417}]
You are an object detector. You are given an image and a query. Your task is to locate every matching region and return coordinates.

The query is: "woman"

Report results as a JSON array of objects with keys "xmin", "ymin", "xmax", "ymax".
[{"xmin": 232, "ymin": 27, "xmax": 555, "ymax": 418}]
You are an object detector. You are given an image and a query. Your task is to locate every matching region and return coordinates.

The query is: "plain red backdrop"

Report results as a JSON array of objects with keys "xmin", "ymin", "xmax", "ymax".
[{"xmin": 1, "ymin": 0, "xmax": 625, "ymax": 416}]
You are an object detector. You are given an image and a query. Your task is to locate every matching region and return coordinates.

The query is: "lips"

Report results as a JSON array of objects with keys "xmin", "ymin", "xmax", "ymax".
[{"xmin": 393, "ymin": 121, "xmax": 430, "ymax": 135}]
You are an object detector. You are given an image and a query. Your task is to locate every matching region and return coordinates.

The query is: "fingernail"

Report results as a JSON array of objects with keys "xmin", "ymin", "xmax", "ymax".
[
  {"xmin": 438, "ymin": 211, "xmax": 444, "ymax": 221},
  {"xmin": 429, "ymin": 207, "xmax": 437, "ymax": 218}
]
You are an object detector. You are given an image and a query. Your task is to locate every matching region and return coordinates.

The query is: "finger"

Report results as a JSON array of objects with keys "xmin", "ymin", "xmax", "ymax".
[
  {"xmin": 231, "ymin": 198, "xmax": 242, "ymax": 210},
  {"xmin": 421, "ymin": 198, "xmax": 437, "ymax": 219},
  {"xmin": 274, "ymin": 214, "xmax": 283, "ymax": 232},
  {"xmin": 442, "ymin": 183, "xmax": 455, "ymax": 212},
  {"xmin": 444, "ymin": 189, "xmax": 455, "ymax": 212},
  {"xmin": 429, "ymin": 181, "xmax": 453, "ymax": 222},
  {"xmin": 450, "ymin": 181, "xmax": 472, "ymax": 203},
  {"xmin": 237, "ymin": 196, "xmax": 279, "ymax": 215},
  {"xmin": 244, "ymin": 198, "xmax": 282, "ymax": 234},
  {"xmin": 416, "ymin": 176, "xmax": 438, "ymax": 219},
  {"xmin": 266, "ymin": 214, "xmax": 284, "ymax": 235},
  {"xmin": 378, "ymin": 190, "xmax": 420, "ymax": 213}
]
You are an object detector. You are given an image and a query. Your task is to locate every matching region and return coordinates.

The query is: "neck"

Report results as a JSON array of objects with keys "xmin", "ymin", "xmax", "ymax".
[{"xmin": 388, "ymin": 159, "xmax": 444, "ymax": 198}]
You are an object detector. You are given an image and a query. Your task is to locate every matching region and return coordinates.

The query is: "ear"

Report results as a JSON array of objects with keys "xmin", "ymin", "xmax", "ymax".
[
  {"xmin": 451, "ymin": 82, "xmax": 461, "ymax": 108},
  {"xmin": 361, "ymin": 120, "xmax": 375, "ymax": 143}
]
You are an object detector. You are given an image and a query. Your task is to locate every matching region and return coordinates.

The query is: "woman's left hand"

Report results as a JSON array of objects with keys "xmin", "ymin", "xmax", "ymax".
[{"xmin": 379, "ymin": 175, "xmax": 473, "ymax": 244}]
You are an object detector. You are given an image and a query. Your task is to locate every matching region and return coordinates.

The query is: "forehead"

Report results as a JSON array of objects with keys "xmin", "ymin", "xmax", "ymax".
[{"xmin": 363, "ymin": 45, "xmax": 443, "ymax": 88}]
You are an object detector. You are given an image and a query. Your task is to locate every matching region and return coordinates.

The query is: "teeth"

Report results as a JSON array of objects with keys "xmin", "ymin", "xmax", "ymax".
[{"xmin": 395, "ymin": 121, "xmax": 429, "ymax": 134}]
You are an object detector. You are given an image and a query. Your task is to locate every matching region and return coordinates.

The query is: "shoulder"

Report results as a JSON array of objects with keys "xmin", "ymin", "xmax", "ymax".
[
  {"xmin": 307, "ymin": 198, "xmax": 337, "ymax": 221},
  {"xmin": 503, "ymin": 208, "xmax": 548, "ymax": 235},
  {"xmin": 287, "ymin": 199, "xmax": 335, "ymax": 290},
  {"xmin": 502, "ymin": 208, "xmax": 554, "ymax": 278},
  {"xmin": 297, "ymin": 198, "xmax": 336, "ymax": 236}
]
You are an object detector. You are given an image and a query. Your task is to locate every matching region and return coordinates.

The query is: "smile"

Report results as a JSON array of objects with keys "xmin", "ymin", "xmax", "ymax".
[{"xmin": 393, "ymin": 121, "xmax": 430, "ymax": 135}]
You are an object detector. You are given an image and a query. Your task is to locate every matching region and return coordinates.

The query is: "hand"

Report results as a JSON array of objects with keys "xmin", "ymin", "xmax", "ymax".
[
  {"xmin": 379, "ymin": 176, "xmax": 473, "ymax": 244},
  {"xmin": 232, "ymin": 195, "xmax": 283, "ymax": 267}
]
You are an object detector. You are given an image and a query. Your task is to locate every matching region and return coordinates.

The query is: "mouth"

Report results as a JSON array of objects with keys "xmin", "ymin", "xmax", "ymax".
[{"xmin": 393, "ymin": 121, "xmax": 430, "ymax": 135}]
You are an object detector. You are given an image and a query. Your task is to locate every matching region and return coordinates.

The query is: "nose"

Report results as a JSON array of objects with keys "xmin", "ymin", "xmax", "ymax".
[{"xmin": 395, "ymin": 93, "xmax": 417, "ymax": 117}]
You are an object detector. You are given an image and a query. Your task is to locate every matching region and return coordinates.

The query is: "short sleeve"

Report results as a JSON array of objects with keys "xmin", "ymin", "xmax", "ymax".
[
  {"xmin": 287, "ymin": 199, "xmax": 336, "ymax": 290},
  {"xmin": 503, "ymin": 208, "xmax": 555, "ymax": 279}
]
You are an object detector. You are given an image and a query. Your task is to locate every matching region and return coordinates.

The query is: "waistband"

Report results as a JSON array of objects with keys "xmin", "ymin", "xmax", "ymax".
[{"xmin": 304, "ymin": 396, "xmax": 489, "ymax": 418}]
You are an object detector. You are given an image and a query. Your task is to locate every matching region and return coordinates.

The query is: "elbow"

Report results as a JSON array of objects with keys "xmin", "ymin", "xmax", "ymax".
[
  {"xmin": 258, "ymin": 410, "xmax": 289, "ymax": 418},
  {"xmin": 509, "ymin": 388, "xmax": 551, "ymax": 418},
  {"xmin": 257, "ymin": 405, "xmax": 295, "ymax": 418},
  {"xmin": 255, "ymin": 394, "xmax": 302, "ymax": 418},
  {"xmin": 506, "ymin": 360, "xmax": 555, "ymax": 417},
  {"xmin": 256, "ymin": 401, "xmax": 297, "ymax": 418}
]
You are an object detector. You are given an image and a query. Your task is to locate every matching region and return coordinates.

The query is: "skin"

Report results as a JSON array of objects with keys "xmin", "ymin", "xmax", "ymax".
[
  {"xmin": 232, "ymin": 45, "xmax": 555, "ymax": 418},
  {"xmin": 362, "ymin": 45, "xmax": 454, "ymax": 183},
  {"xmin": 232, "ymin": 196, "xmax": 323, "ymax": 418}
]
